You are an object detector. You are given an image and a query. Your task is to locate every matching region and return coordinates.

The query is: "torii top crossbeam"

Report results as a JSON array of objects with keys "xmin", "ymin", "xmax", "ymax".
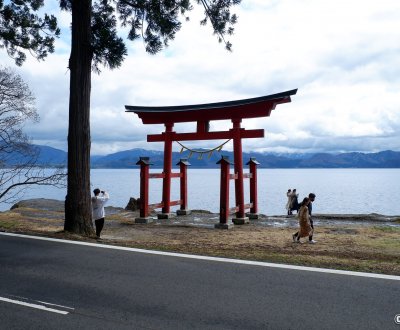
[{"xmin": 125, "ymin": 89, "xmax": 297, "ymax": 125}]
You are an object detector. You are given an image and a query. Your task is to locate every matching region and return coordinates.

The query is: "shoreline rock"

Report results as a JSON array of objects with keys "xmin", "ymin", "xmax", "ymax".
[
  {"xmin": 7, "ymin": 198, "xmax": 400, "ymax": 225},
  {"xmin": 10, "ymin": 198, "xmax": 64, "ymax": 212}
]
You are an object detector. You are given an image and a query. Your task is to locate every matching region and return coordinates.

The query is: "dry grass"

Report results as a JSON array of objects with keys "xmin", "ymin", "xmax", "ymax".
[{"xmin": 1, "ymin": 207, "xmax": 399, "ymax": 275}]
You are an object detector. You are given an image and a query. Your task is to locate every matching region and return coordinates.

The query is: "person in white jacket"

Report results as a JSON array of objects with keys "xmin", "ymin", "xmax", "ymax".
[{"xmin": 92, "ymin": 188, "xmax": 110, "ymax": 238}]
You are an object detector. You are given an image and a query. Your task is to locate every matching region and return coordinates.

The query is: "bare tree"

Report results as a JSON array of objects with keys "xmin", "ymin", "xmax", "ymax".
[{"xmin": 0, "ymin": 66, "xmax": 65, "ymax": 205}]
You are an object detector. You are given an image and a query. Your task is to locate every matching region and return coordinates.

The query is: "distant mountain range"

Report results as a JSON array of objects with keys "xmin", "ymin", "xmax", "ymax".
[{"xmin": 7, "ymin": 145, "xmax": 400, "ymax": 168}]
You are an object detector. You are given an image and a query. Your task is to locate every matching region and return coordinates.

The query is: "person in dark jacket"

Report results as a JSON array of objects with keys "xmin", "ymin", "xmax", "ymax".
[
  {"xmin": 307, "ymin": 193, "xmax": 316, "ymax": 243},
  {"xmin": 289, "ymin": 189, "xmax": 299, "ymax": 214}
]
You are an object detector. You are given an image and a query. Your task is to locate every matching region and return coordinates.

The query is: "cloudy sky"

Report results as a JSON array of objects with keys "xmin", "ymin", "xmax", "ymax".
[{"xmin": 2, "ymin": 0, "xmax": 400, "ymax": 155}]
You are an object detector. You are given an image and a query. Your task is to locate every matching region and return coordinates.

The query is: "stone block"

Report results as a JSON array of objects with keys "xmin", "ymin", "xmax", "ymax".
[
  {"xmin": 214, "ymin": 223, "xmax": 234, "ymax": 229},
  {"xmin": 157, "ymin": 213, "xmax": 176, "ymax": 219},
  {"xmin": 232, "ymin": 217, "xmax": 250, "ymax": 225},
  {"xmin": 176, "ymin": 209, "xmax": 191, "ymax": 216},
  {"xmin": 135, "ymin": 217, "xmax": 153, "ymax": 224},
  {"xmin": 246, "ymin": 213, "xmax": 260, "ymax": 220}
]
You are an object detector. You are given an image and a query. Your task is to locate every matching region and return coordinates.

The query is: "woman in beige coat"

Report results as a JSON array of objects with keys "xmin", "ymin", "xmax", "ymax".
[{"xmin": 292, "ymin": 197, "xmax": 315, "ymax": 243}]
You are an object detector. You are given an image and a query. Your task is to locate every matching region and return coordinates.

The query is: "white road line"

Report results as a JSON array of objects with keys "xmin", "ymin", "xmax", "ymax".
[
  {"xmin": 36, "ymin": 300, "xmax": 75, "ymax": 310},
  {"xmin": 0, "ymin": 297, "xmax": 69, "ymax": 315},
  {"xmin": 6, "ymin": 294, "xmax": 75, "ymax": 311},
  {"xmin": 1, "ymin": 231, "xmax": 400, "ymax": 281}
]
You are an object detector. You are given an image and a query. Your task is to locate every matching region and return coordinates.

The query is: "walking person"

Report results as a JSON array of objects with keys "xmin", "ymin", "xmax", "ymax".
[
  {"xmin": 92, "ymin": 188, "xmax": 110, "ymax": 239},
  {"xmin": 308, "ymin": 193, "xmax": 316, "ymax": 242},
  {"xmin": 285, "ymin": 189, "xmax": 292, "ymax": 215},
  {"xmin": 292, "ymin": 197, "xmax": 315, "ymax": 244}
]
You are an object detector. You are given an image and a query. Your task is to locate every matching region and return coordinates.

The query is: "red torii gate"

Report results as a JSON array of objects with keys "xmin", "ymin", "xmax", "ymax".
[{"xmin": 126, "ymin": 89, "xmax": 297, "ymax": 222}]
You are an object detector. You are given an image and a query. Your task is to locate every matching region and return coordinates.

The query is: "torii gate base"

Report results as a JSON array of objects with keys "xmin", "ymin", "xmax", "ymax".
[
  {"xmin": 135, "ymin": 155, "xmax": 259, "ymax": 228},
  {"xmin": 126, "ymin": 89, "xmax": 297, "ymax": 225}
]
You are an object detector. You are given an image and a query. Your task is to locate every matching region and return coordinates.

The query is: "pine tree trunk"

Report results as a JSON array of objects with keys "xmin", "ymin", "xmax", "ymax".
[{"xmin": 64, "ymin": 0, "xmax": 94, "ymax": 236}]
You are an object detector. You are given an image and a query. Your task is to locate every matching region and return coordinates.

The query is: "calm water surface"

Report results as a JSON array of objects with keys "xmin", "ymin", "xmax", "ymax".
[{"xmin": 2, "ymin": 169, "xmax": 399, "ymax": 215}]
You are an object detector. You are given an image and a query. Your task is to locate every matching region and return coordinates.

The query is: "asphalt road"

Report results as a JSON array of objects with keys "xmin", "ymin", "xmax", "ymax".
[{"xmin": 0, "ymin": 233, "xmax": 399, "ymax": 330}]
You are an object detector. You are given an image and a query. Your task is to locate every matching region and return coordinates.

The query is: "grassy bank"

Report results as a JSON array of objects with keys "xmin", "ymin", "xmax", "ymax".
[{"xmin": 1, "ymin": 204, "xmax": 399, "ymax": 276}]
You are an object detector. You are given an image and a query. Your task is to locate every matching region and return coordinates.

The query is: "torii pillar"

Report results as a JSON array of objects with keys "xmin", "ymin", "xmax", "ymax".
[
  {"xmin": 231, "ymin": 119, "xmax": 248, "ymax": 224},
  {"xmin": 161, "ymin": 123, "xmax": 174, "ymax": 215}
]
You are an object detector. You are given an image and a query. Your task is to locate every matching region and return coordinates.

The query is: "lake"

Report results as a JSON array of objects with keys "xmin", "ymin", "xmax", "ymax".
[{"xmin": 1, "ymin": 168, "xmax": 399, "ymax": 216}]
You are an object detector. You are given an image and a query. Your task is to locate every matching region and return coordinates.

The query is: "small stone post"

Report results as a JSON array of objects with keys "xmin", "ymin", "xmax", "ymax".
[
  {"xmin": 135, "ymin": 157, "xmax": 153, "ymax": 223},
  {"xmin": 215, "ymin": 156, "xmax": 234, "ymax": 229},
  {"xmin": 246, "ymin": 157, "xmax": 260, "ymax": 219},
  {"xmin": 176, "ymin": 158, "xmax": 191, "ymax": 215}
]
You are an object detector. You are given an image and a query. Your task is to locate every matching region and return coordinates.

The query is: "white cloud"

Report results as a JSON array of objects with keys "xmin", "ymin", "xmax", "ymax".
[{"xmin": 2, "ymin": 0, "xmax": 400, "ymax": 155}]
